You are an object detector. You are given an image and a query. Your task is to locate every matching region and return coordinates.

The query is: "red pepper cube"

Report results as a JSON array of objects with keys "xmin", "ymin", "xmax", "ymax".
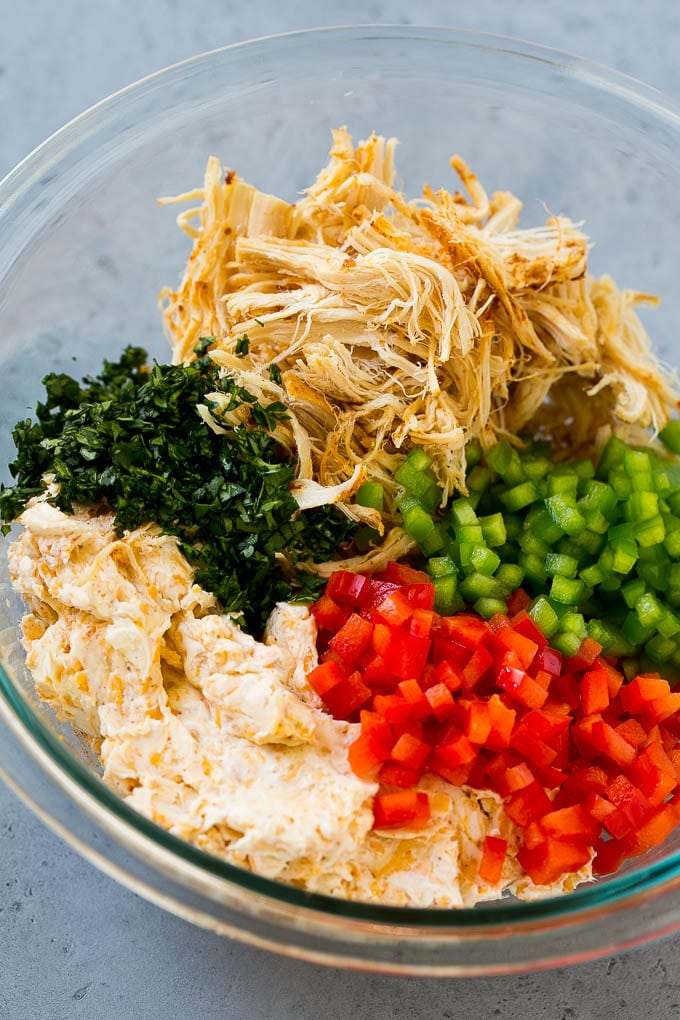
[
  {"xmin": 322, "ymin": 671, "xmax": 372, "ymax": 720},
  {"xmin": 478, "ymin": 835, "xmax": 508, "ymax": 885},
  {"xmin": 551, "ymin": 672, "xmax": 581, "ymax": 712},
  {"xmin": 510, "ymin": 611, "xmax": 549, "ymax": 649},
  {"xmin": 431, "ymin": 635, "xmax": 472, "ymax": 669},
  {"xmin": 504, "ymin": 781, "xmax": 553, "ymax": 827},
  {"xmin": 424, "ymin": 682, "xmax": 456, "ymax": 721},
  {"xmin": 328, "ymin": 613, "xmax": 374, "ymax": 665},
  {"xmin": 361, "ymin": 654, "xmax": 396, "ymax": 690},
  {"xmin": 612, "ymin": 719, "xmax": 643, "ymax": 750},
  {"xmin": 372, "ymin": 790, "xmax": 423, "ymax": 829},
  {"xmin": 310, "ymin": 593, "xmax": 351, "ymax": 632},
  {"xmin": 584, "ymin": 790, "xmax": 617, "ymax": 824},
  {"xmin": 486, "ymin": 694, "xmax": 517, "ymax": 750},
  {"xmin": 564, "ymin": 764, "xmax": 610, "ymax": 798},
  {"xmin": 463, "ymin": 700, "xmax": 492, "ymax": 745},
  {"xmin": 348, "ymin": 731, "xmax": 391, "ymax": 777},
  {"xmin": 496, "ymin": 761, "xmax": 535, "ymax": 797},
  {"xmin": 497, "ymin": 666, "xmax": 548, "ymax": 709},
  {"xmin": 433, "ymin": 659, "xmax": 464, "ymax": 693},
  {"xmin": 580, "ymin": 668, "xmax": 611, "ymax": 715},
  {"xmin": 325, "ymin": 570, "xmax": 369, "ymax": 607},
  {"xmin": 371, "ymin": 622, "xmax": 393, "ymax": 658},
  {"xmin": 383, "ymin": 631, "xmax": 431, "ymax": 681},
  {"xmin": 507, "ymin": 588, "xmax": 532, "ymax": 616},
  {"xmin": 522, "ymin": 709, "xmax": 572, "ymax": 743},
  {"xmin": 373, "ymin": 694, "xmax": 412, "ymax": 726},
  {"xmin": 405, "ymin": 583, "xmax": 436, "ymax": 610},
  {"xmin": 307, "ymin": 659, "xmax": 347, "ymax": 697},
  {"xmin": 627, "ymin": 741, "xmax": 678, "ymax": 807},
  {"xmin": 510, "ymin": 725, "xmax": 557, "ymax": 771},
  {"xmin": 356, "ymin": 579, "xmax": 401, "ymax": 611},
  {"xmin": 435, "ymin": 729, "xmax": 476, "ymax": 768},
  {"xmin": 607, "ymin": 774, "xmax": 650, "ymax": 829},
  {"xmin": 621, "ymin": 674, "xmax": 671, "ymax": 714},
  {"xmin": 591, "ymin": 720, "xmax": 638, "ymax": 766},
  {"xmin": 533, "ymin": 646, "xmax": 563, "ymax": 679},
  {"xmin": 390, "ymin": 732, "xmax": 431, "ymax": 770},
  {"xmin": 491, "ymin": 626, "xmax": 539, "ymax": 671},
  {"xmin": 379, "ymin": 763, "xmax": 424, "ymax": 788},
  {"xmin": 397, "ymin": 679, "xmax": 432, "ymax": 720},
  {"xmin": 593, "ymin": 836, "xmax": 629, "ymax": 876},
  {"xmin": 384, "ymin": 562, "xmax": 431, "ymax": 586},
  {"xmin": 360, "ymin": 708, "xmax": 393, "ymax": 744},
  {"xmin": 518, "ymin": 837, "xmax": 591, "ymax": 886},
  {"xmin": 564, "ymin": 636, "xmax": 603, "ymax": 672},
  {"xmin": 410, "ymin": 608, "xmax": 435, "ymax": 639},
  {"xmin": 539, "ymin": 804, "xmax": 599, "ymax": 842},
  {"xmin": 440, "ymin": 613, "xmax": 489, "ymax": 649},
  {"xmin": 429, "ymin": 754, "xmax": 473, "ymax": 787},
  {"xmin": 628, "ymin": 802, "xmax": 679, "ymax": 855},
  {"xmin": 463, "ymin": 645, "xmax": 494, "ymax": 690},
  {"xmin": 374, "ymin": 590, "xmax": 414, "ymax": 628},
  {"xmin": 642, "ymin": 692, "xmax": 680, "ymax": 726},
  {"xmin": 488, "ymin": 612, "xmax": 510, "ymax": 633}
]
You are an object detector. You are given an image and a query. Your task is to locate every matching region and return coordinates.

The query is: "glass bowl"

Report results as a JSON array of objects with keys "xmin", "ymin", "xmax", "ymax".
[{"xmin": 3, "ymin": 26, "xmax": 680, "ymax": 976}]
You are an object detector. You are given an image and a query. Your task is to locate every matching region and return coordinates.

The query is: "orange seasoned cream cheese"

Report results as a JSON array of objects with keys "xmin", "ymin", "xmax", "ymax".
[{"xmin": 8, "ymin": 501, "xmax": 591, "ymax": 905}]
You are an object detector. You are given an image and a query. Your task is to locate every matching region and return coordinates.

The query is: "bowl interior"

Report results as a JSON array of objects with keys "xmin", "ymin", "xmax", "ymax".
[{"xmin": 2, "ymin": 26, "xmax": 680, "ymax": 940}]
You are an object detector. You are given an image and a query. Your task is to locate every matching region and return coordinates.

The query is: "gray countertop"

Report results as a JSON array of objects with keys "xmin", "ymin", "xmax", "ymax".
[{"xmin": 3, "ymin": 2, "xmax": 680, "ymax": 1017}]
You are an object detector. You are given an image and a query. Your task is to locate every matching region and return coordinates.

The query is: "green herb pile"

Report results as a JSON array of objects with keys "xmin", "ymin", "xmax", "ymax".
[{"xmin": 0, "ymin": 341, "xmax": 355, "ymax": 634}]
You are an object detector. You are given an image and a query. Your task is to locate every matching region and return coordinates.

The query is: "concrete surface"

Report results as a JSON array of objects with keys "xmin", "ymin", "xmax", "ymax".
[{"xmin": 3, "ymin": 2, "xmax": 680, "ymax": 1017}]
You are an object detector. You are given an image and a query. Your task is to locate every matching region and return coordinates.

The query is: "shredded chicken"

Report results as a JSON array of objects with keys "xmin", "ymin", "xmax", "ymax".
[{"xmin": 160, "ymin": 127, "xmax": 679, "ymax": 561}]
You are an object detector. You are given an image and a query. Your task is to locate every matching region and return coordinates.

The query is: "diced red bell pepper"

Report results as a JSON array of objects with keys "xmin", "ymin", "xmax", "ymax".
[
  {"xmin": 627, "ymin": 741, "xmax": 678, "ymax": 807},
  {"xmin": 563, "ymin": 764, "xmax": 610, "ymax": 798},
  {"xmin": 620, "ymin": 675, "xmax": 671, "ymax": 714},
  {"xmin": 435, "ymin": 729, "xmax": 476, "ymax": 768},
  {"xmin": 584, "ymin": 790, "xmax": 617, "ymax": 825},
  {"xmin": 510, "ymin": 611, "xmax": 549, "ymax": 649},
  {"xmin": 361, "ymin": 653, "xmax": 395, "ymax": 690},
  {"xmin": 383, "ymin": 631, "xmax": 431, "ymax": 680},
  {"xmin": 431, "ymin": 636, "xmax": 472, "ymax": 668},
  {"xmin": 433, "ymin": 659, "xmax": 464, "ymax": 692},
  {"xmin": 410, "ymin": 608, "xmax": 435, "ymax": 639},
  {"xmin": 496, "ymin": 666, "xmax": 548, "ymax": 709},
  {"xmin": 507, "ymin": 588, "xmax": 532, "ymax": 615},
  {"xmin": 307, "ymin": 659, "xmax": 347, "ymax": 696},
  {"xmin": 488, "ymin": 612, "xmax": 510, "ymax": 633},
  {"xmin": 359, "ymin": 709, "xmax": 393, "ymax": 746},
  {"xmin": 397, "ymin": 679, "xmax": 432, "ymax": 720},
  {"xmin": 485, "ymin": 694, "xmax": 516, "ymax": 750},
  {"xmin": 510, "ymin": 725, "xmax": 557, "ymax": 771},
  {"xmin": 348, "ymin": 731, "xmax": 391, "ymax": 777},
  {"xmin": 591, "ymin": 720, "xmax": 638, "ymax": 766},
  {"xmin": 356, "ymin": 579, "xmax": 401, "ymax": 611},
  {"xmin": 627, "ymin": 802, "xmax": 680, "ymax": 855},
  {"xmin": 491, "ymin": 626, "xmax": 539, "ymax": 671},
  {"xmin": 580, "ymin": 668, "xmax": 611, "ymax": 715},
  {"xmin": 642, "ymin": 692, "xmax": 680, "ymax": 726},
  {"xmin": 495, "ymin": 761, "xmax": 535, "ymax": 797},
  {"xmin": 429, "ymin": 754, "xmax": 473, "ymax": 787},
  {"xmin": 463, "ymin": 645, "xmax": 494, "ymax": 690},
  {"xmin": 328, "ymin": 613, "xmax": 374, "ymax": 665},
  {"xmin": 478, "ymin": 835, "xmax": 508, "ymax": 885},
  {"xmin": 594, "ymin": 657, "xmax": 624, "ymax": 698},
  {"xmin": 405, "ymin": 583, "xmax": 436, "ymax": 610},
  {"xmin": 518, "ymin": 838, "xmax": 591, "ymax": 886},
  {"xmin": 374, "ymin": 590, "xmax": 414, "ymax": 628},
  {"xmin": 372, "ymin": 790, "xmax": 431, "ymax": 829},
  {"xmin": 310, "ymin": 593, "xmax": 351, "ymax": 632},
  {"xmin": 371, "ymin": 622, "xmax": 393, "ymax": 657},
  {"xmin": 440, "ymin": 614, "xmax": 489, "ymax": 650},
  {"xmin": 424, "ymin": 682, "xmax": 456, "ymax": 721},
  {"xmin": 504, "ymin": 781, "xmax": 553, "ymax": 827},
  {"xmin": 374, "ymin": 693, "xmax": 413, "ymax": 726},
  {"xmin": 390, "ymin": 732, "xmax": 431, "ymax": 770},
  {"xmin": 322, "ymin": 671, "xmax": 372, "ymax": 719},
  {"xmin": 564, "ymin": 636, "xmax": 603, "ymax": 672},
  {"xmin": 462, "ymin": 700, "xmax": 492, "ymax": 745},
  {"xmin": 379, "ymin": 763, "xmax": 424, "ymax": 788},
  {"xmin": 384, "ymin": 562, "xmax": 431, "ymax": 586},
  {"xmin": 550, "ymin": 672, "xmax": 580, "ymax": 712},
  {"xmin": 606, "ymin": 774, "xmax": 649, "ymax": 829},
  {"xmin": 533, "ymin": 646, "xmax": 563, "ymax": 679},
  {"xmin": 522, "ymin": 709, "xmax": 571, "ymax": 743},
  {"xmin": 325, "ymin": 570, "xmax": 369, "ymax": 606},
  {"xmin": 593, "ymin": 836, "xmax": 629, "ymax": 876},
  {"xmin": 615, "ymin": 718, "xmax": 647, "ymax": 750},
  {"xmin": 538, "ymin": 804, "xmax": 599, "ymax": 842}
]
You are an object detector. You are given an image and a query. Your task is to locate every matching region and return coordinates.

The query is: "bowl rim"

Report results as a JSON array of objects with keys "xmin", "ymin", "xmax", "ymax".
[{"xmin": 3, "ymin": 23, "xmax": 680, "ymax": 937}]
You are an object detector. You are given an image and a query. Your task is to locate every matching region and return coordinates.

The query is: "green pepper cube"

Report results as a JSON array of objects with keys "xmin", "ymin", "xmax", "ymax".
[
  {"xmin": 500, "ymin": 481, "xmax": 539, "ymax": 512},
  {"xmin": 528, "ymin": 595, "xmax": 560, "ymax": 638},
  {"xmin": 659, "ymin": 421, "xmax": 680, "ymax": 455},
  {"xmin": 635, "ymin": 515, "xmax": 665, "ymax": 549},
  {"xmin": 470, "ymin": 545, "xmax": 501, "ymax": 576},
  {"xmin": 433, "ymin": 576, "xmax": 464, "ymax": 615},
  {"xmin": 624, "ymin": 449, "xmax": 652, "ymax": 475},
  {"xmin": 611, "ymin": 538, "xmax": 638, "ymax": 575},
  {"xmin": 494, "ymin": 562, "xmax": 525, "ymax": 595},
  {"xmin": 550, "ymin": 574, "xmax": 585, "ymax": 605},
  {"xmin": 622, "ymin": 577, "xmax": 646, "ymax": 609},
  {"xmin": 545, "ymin": 495, "xmax": 586, "ymax": 537},
  {"xmin": 450, "ymin": 497, "xmax": 479, "ymax": 527},
  {"xmin": 459, "ymin": 572, "xmax": 502, "ymax": 601},
  {"xmin": 636, "ymin": 591, "xmax": 665, "ymax": 628},
  {"xmin": 544, "ymin": 552, "xmax": 579, "ymax": 579},
  {"xmin": 474, "ymin": 596, "xmax": 508, "ymax": 620},
  {"xmin": 479, "ymin": 512, "xmax": 507, "ymax": 548},
  {"xmin": 485, "ymin": 441, "xmax": 524, "ymax": 484},
  {"xmin": 355, "ymin": 481, "xmax": 384, "ymax": 511},
  {"xmin": 427, "ymin": 555, "xmax": 459, "ymax": 579}
]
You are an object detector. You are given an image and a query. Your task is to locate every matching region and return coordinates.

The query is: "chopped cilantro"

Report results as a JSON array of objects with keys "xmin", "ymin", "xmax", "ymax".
[
  {"xmin": 269, "ymin": 363, "xmax": 282, "ymax": 385},
  {"xmin": 0, "ymin": 343, "xmax": 355, "ymax": 634},
  {"xmin": 235, "ymin": 334, "xmax": 250, "ymax": 357}
]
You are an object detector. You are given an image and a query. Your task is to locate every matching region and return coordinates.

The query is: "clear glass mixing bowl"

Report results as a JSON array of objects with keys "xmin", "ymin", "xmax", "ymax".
[{"xmin": 3, "ymin": 26, "xmax": 680, "ymax": 976}]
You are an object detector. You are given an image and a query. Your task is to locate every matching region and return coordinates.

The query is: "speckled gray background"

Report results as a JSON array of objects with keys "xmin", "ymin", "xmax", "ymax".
[{"xmin": 3, "ymin": 2, "xmax": 680, "ymax": 1018}]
